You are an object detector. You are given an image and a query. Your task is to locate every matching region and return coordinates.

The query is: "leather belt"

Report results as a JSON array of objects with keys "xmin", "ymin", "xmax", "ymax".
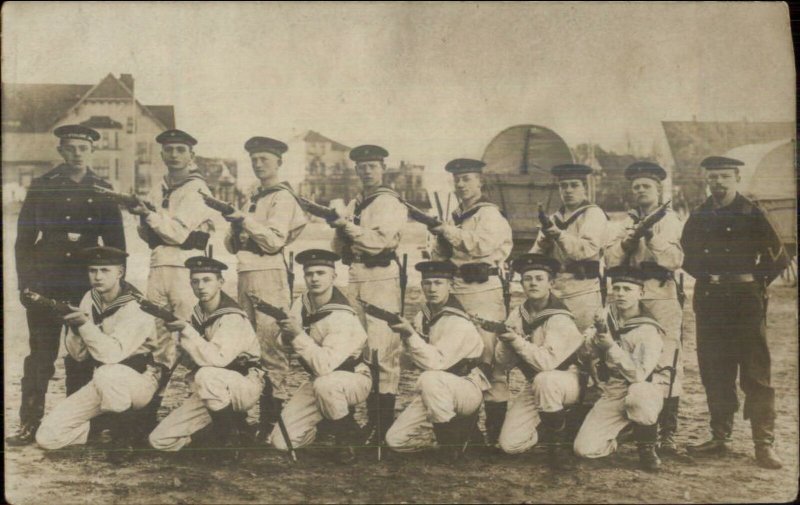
[{"xmin": 703, "ymin": 273, "xmax": 756, "ymax": 284}]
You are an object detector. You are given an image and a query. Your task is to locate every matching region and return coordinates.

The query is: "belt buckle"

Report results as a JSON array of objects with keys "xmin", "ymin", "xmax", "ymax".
[{"xmin": 709, "ymin": 274, "xmax": 721, "ymax": 284}]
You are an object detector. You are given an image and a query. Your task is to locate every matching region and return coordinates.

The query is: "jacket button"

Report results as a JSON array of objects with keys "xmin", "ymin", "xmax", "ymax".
[
  {"xmin": 726, "ymin": 227, "xmax": 732, "ymax": 232},
  {"xmin": 66, "ymin": 197, "xmax": 71, "ymax": 202},
  {"xmin": 87, "ymin": 217, "xmax": 93, "ymax": 222},
  {"xmin": 65, "ymin": 216, "xmax": 71, "ymax": 221},
  {"xmin": 65, "ymin": 252, "xmax": 71, "ymax": 257},
  {"xmin": 703, "ymin": 249, "xmax": 709, "ymax": 253},
  {"xmin": 87, "ymin": 198, "xmax": 93, "ymax": 203}
]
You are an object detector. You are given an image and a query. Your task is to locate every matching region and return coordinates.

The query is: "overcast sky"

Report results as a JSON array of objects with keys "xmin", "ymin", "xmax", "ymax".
[{"xmin": 3, "ymin": 2, "xmax": 794, "ymax": 188}]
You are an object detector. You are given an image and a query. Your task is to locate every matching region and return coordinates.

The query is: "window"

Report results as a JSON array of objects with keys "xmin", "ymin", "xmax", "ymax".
[
  {"xmin": 115, "ymin": 159, "xmax": 119, "ymax": 180},
  {"xmin": 98, "ymin": 131, "xmax": 110, "ymax": 150},
  {"xmin": 94, "ymin": 161, "xmax": 110, "ymax": 179},
  {"xmin": 114, "ymin": 132, "xmax": 119, "ymax": 149}
]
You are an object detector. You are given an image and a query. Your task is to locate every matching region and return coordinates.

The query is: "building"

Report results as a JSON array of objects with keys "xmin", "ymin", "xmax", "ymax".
[
  {"xmin": 297, "ymin": 130, "xmax": 429, "ymax": 208},
  {"xmin": 195, "ymin": 156, "xmax": 240, "ymax": 205},
  {"xmin": 2, "ymin": 73, "xmax": 175, "ymax": 195}
]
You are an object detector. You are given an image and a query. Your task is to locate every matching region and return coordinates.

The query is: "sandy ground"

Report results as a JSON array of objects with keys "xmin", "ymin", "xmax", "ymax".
[{"xmin": 3, "ymin": 208, "xmax": 798, "ymax": 504}]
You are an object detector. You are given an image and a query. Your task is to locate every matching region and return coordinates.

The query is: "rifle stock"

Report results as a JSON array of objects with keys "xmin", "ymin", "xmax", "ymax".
[
  {"xmin": 93, "ymin": 185, "xmax": 156, "ymax": 212},
  {"xmin": 22, "ymin": 289, "xmax": 73, "ymax": 317},
  {"xmin": 248, "ymin": 293, "xmax": 289, "ymax": 321},
  {"xmin": 295, "ymin": 195, "xmax": 339, "ymax": 221},
  {"xmin": 403, "ymin": 200, "xmax": 442, "ymax": 229},
  {"xmin": 358, "ymin": 298, "xmax": 402, "ymax": 326},
  {"xmin": 537, "ymin": 203, "xmax": 554, "ymax": 230},
  {"xmin": 131, "ymin": 293, "xmax": 179, "ymax": 322},
  {"xmin": 469, "ymin": 314, "xmax": 512, "ymax": 334},
  {"xmin": 199, "ymin": 190, "xmax": 236, "ymax": 216}
]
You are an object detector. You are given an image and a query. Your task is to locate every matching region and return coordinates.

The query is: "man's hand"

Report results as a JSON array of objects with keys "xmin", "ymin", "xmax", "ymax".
[
  {"xmin": 165, "ymin": 320, "xmax": 188, "ymax": 332},
  {"xmin": 223, "ymin": 210, "xmax": 245, "ymax": 223},
  {"xmin": 620, "ymin": 228, "xmax": 639, "ymax": 252},
  {"xmin": 542, "ymin": 224, "xmax": 561, "ymax": 240},
  {"xmin": 128, "ymin": 198, "xmax": 153, "ymax": 217},
  {"xmin": 63, "ymin": 306, "xmax": 89, "ymax": 327},
  {"xmin": 497, "ymin": 331, "xmax": 519, "ymax": 344},
  {"xmin": 429, "ymin": 224, "xmax": 446, "ymax": 236},
  {"xmin": 278, "ymin": 318, "xmax": 303, "ymax": 342},
  {"xmin": 389, "ymin": 317, "xmax": 415, "ymax": 339},
  {"xmin": 593, "ymin": 329, "xmax": 615, "ymax": 350},
  {"xmin": 329, "ymin": 216, "xmax": 348, "ymax": 229}
]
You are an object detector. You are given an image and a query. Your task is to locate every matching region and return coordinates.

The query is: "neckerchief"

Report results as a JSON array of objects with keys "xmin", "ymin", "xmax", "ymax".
[
  {"xmin": 300, "ymin": 287, "xmax": 355, "ymax": 333},
  {"xmin": 160, "ymin": 169, "xmax": 206, "ymax": 209},
  {"xmin": 352, "ymin": 186, "xmax": 400, "ymax": 225},
  {"xmin": 190, "ymin": 291, "xmax": 249, "ymax": 338},
  {"xmin": 518, "ymin": 294, "xmax": 573, "ymax": 335},
  {"xmin": 91, "ymin": 281, "xmax": 143, "ymax": 325},
  {"xmin": 419, "ymin": 295, "xmax": 469, "ymax": 341},
  {"xmin": 452, "ymin": 199, "xmax": 499, "ymax": 226},
  {"xmin": 553, "ymin": 201, "xmax": 607, "ymax": 230},
  {"xmin": 249, "ymin": 181, "xmax": 294, "ymax": 212}
]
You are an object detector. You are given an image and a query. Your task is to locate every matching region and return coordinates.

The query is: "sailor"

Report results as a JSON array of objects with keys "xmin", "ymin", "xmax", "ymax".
[
  {"xmin": 269, "ymin": 249, "xmax": 372, "ymax": 463},
  {"xmin": 329, "ymin": 144, "xmax": 408, "ymax": 445},
  {"xmin": 495, "ymin": 254, "xmax": 584, "ymax": 468},
  {"xmin": 385, "ymin": 261, "xmax": 489, "ymax": 460},
  {"xmin": 222, "ymin": 136, "xmax": 308, "ymax": 442}
]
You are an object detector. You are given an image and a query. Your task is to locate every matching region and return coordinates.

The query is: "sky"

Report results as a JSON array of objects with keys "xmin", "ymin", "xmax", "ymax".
[{"xmin": 2, "ymin": 2, "xmax": 794, "ymax": 189}]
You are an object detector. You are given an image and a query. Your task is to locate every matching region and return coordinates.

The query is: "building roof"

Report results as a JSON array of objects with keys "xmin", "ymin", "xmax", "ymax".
[
  {"xmin": 80, "ymin": 116, "xmax": 123, "ymax": 129},
  {"xmin": 303, "ymin": 130, "xmax": 350, "ymax": 151},
  {"xmin": 2, "ymin": 74, "xmax": 175, "ymax": 133}
]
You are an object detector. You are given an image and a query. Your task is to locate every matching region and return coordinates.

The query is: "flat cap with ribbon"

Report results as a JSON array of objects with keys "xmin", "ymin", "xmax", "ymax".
[{"xmin": 54, "ymin": 124, "xmax": 101, "ymax": 143}]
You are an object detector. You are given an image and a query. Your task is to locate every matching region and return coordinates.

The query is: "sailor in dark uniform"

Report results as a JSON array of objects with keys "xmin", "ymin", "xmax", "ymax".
[
  {"xmin": 7, "ymin": 125, "xmax": 126, "ymax": 446},
  {"xmin": 681, "ymin": 156, "xmax": 789, "ymax": 469}
]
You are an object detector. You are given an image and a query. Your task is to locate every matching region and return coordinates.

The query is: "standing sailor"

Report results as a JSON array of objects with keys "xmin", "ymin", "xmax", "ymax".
[
  {"xmin": 531, "ymin": 164, "xmax": 608, "ymax": 332},
  {"xmin": 604, "ymin": 161, "xmax": 684, "ymax": 454},
  {"xmin": 429, "ymin": 158, "xmax": 513, "ymax": 446},
  {"xmin": 222, "ymin": 136, "xmax": 308, "ymax": 441},
  {"xmin": 330, "ymin": 145, "xmax": 407, "ymax": 445}
]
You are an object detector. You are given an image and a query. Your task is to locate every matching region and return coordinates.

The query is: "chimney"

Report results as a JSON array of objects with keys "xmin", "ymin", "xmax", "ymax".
[{"xmin": 120, "ymin": 74, "xmax": 134, "ymax": 92}]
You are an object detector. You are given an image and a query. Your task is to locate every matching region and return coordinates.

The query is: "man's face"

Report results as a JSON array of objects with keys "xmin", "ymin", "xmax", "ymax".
[
  {"xmin": 421, "ymin": 277, "xmax": 451, "ymax": 306},
  {"xmin": 190, "ymin": 273, "xmax": 223, "ymax": 303},
  {"xmin": 355, "ymin": 161, "xmax": 385, "ymax": 188},
  {"xmin": 161, "ymin": 143, "xmax": 194, "ymax": 171},
  {"xmin": 611, "ymin": 281, "xmax": 643, "ymax": 311},
  {"xmin": 88, "ymin": 265, "xmax": 124, "ymax": 294},
  {"xmin": 453, "ymin": 173, "xmax": 482, "ymax": 202},
  {"xmin": 631, "ymin": 177, "xmax": 660, "ymax": 209},
  {"xmin": 704, "ymin": 168, "xmax": 740, "ymax": 199},
  {"xmin": 57, "ymin": 138, "xmax": 94, "ymax": 170},
  {"xmin": 304, "ymin": 266, "xmax": 336, "ymax": 295},
  {"xmin": 520, "ymin": 269, "xmax": 553, "ymax": 301},
  {"xmin": 251, "ymin": 152, "xmax": 281, "ymax": 181},
  {"xmin": 558, "ymin": 178, "xmax": 587, "ymax": 207}
]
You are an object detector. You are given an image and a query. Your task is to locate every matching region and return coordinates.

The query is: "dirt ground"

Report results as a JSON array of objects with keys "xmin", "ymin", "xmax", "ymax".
[{"xmin": 3, "ymin": 210, "xmax": 799, "ymax": 504}]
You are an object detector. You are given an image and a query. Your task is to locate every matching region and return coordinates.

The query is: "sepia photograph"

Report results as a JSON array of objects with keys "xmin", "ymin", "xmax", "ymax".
[{"xmin": 2, "ymin": 2, "xmax": 797, "ymax": 503}]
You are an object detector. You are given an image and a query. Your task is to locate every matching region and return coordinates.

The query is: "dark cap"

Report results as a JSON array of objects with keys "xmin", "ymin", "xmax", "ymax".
[
  {"xmin": 606, "ymin": 266, "xmax": 644, "ymax": 287},
  {"xmin": 349, "ymin": 145, "xmax": 388, "ymax": 163},
  {"xmin": 625, "ymin": 161, "xmax": 667, "ymax": 182},
  {"xmin": 54, "ymin": 124, "xmax": 101, "ymax": 143},
  {"xmin": 245, "ymin": 136, "xmax": 288, "ymax": 157},
  {"xmin": 512, "ymin": 253, "xmax": 561, "ymax": 275},
  {"xmin": 156, "ymin": 129, "xmax": 198, "ymax": 146},
  {"xmin": 296, "ymin": 249, "xmax": 339, "ymax": 269},
  {"xmin": 700, "ymin": 156, "xmax": 744, "ymax": 170},
  {"xmin": 185, "ymin": 256, "xmax": 228, "ymax": 274},
  {"xmin": 552, "ymin": 163, "xmax": 593, "ymax": 179},
  {"xmin": 415, "ymin": 261, "xmax": 457, "ymax": 279},
  {"xmin": 79, "ymin": 246, "xmax": 128, "ymax": 266},
  {"xmin": 445, "ymin": 158, "xmax": 485, "ymax": 175}
]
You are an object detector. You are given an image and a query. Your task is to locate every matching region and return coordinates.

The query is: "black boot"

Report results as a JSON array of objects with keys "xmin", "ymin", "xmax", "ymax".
[
  {"xmin": 657, "ymin": 397, "xmax": 680, "ymax": 456},
  {"xmin": 366, "ymin": 393, "xmax": 395, "ymax": 447},
  {"xmin": 433, "ymin": 421, "xmax": 459, "ymax": 461},
  {"xmin": 540, "ymin": 410, "xmax": 572, "ymax": 469},
  {"xmin": 752, "ymin": 418, "xmax": 782, "ymax": 470},
  {"xmin": 330, "ymin": 413, "xmax": 362, "ymax": 464},
  {"xmin": 634, "ymin": 423, "xmax": 661, "ymax": 472},
  {"xmin": 484, "ymin": 401, "xmax": 507, "ymax": 447},
  {"xmin": 687, "ymin": 414, "xmax": 732, "ymax": 456},
  {"xmin": 256, "ymin": 378, "xmax": 283, "ymax": 444},
  {"xmin": 5, "ymin": 422, "xmax": 39, "ymax": 446},
  {"xmin": 209, "ymin": 406, "xmax": 244, "ymax": 462}
]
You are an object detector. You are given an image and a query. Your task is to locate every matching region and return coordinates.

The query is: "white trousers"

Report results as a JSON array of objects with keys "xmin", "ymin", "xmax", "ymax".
[
  {"xmin": 147, "ymin": 266, "xmax": 195, "ymax": 370},
  {"xmin": 148, "ymin": 367, "xmax": 263, "ymax": 451},
  {"xmin": 386, "ymin": 370, "xmax": 484, "ymax": 452},
  {"xmin": 573, "ymin": 381, "xmax": 664, "ymax": 458},
  {"xmin": 270, "ymin": 371, "xmax": 372, "ymax": 452},
  {"xmin": 454, "ymin": 289, "xmax": 509, "ymax": 403},
  {"xmin": 346, "ymin": 279, "xmax": 402, "ymax": 394},
  {"xmin": 238, "ymin": 269, "xmax": 292, "ymax": 399},
  {"xmin": 36, "ymin": 364, "xmax": 159, "ymax": 450},
  {"xmin": 561, "ymin": 290, "xmax": 603, "ymax": 333},
  {"xmin": 498, "ymin": 370, "xmax": 581, "ymax": 454}
]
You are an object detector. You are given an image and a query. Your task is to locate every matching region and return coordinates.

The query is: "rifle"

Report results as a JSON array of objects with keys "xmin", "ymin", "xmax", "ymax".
[
  {"xmin": 501, "ymin": 264, "xmax": 514, "ymax": 315},
  {"xmin": 469, "ymin": 314, "xmax": 513, "ymax": 334},
  {"xmin": 277, "ymin": 413, "xmax": 297, "ymax": 462},
  {"xmin": 287, "ymin": 252, "xmax": 296, "ymax": 297},
  {"xmin": 629, "ymin": 200, "xmax": 672, "ymax": 241},
  {"xmin": 248, "ymin": 293, "xmax": 290, "ymax": 321},
  {"xmin": 402, "ymin": 200, "xmax": 443, "ymax": 229},
  {"xmin": 93, "ymin": 185, "xmax": 156, "ymax": 212},
  {"xmin": 198, "ymin": 190, "xmax": 237, "ymax": 216},
  {"xmin": 666, "ymin": 347, "xmax": 680, "ymax": 399},
  {"xmin": 537, "ymin": 203, "xmax": 554, "ymax": 230},
  {"xmin": 591, "ymin": 306, "xmax": 621, "ymax": 382},
  {"xmin": 399, "ymin": 253, "xmax": 408, "ymax": 317},
  {"xmin": 370, "ymin": 348, "xmax": 382, "ymax": 461},
  {"xmin": 131, "ymin": 292, "xmax": 180, "ymax": 322},
  {"xmin": 358, "ymin": 298, "xmax": 402, "ymax": 326},
  {"xmin": 294, "ymin": 195, "xmax": 339, "ymax": 222},
  {"xmin": 21, "ymin": 289, "xmax": 73, "ymax": 317}
]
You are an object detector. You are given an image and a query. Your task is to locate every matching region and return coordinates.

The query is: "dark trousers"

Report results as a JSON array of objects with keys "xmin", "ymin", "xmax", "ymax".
[
  {"xmin": 693, "ymin": 282, "xmax": 775, "ymax": 444},
  {"xmin": 19, "ymin": 304, "xmax": 95, "ymax": 426}
]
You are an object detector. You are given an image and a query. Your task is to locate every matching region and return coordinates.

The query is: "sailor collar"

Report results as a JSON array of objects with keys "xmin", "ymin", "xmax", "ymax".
[
  {"xmin": 91, "ymin": 281, "xmax": 143, "ymax": 324},
  {"xmin": 191, "ymin": 291, "xmax": 248, "ymax": 335},
  {"xmin": 419, "ymin": 295, "xmax": 469, "ymax": 338},
  {"xmin": 518, "ymin": 294, "xmax": 573, "ymax": 334}
]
